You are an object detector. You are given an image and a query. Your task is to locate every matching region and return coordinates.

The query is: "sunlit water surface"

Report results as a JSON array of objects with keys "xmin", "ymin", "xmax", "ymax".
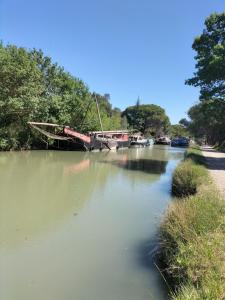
[{"xmin": 0, "ymin": 146, "xmax": 184, "ymax": 300}]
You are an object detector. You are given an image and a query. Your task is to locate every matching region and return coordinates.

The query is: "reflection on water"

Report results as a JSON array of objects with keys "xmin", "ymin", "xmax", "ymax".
[
  {"xmin": 102, "ymin": 158, "xmax": 168, "ymax": 174},
  {"xmin": 0, "ymin": 152, "xmax": 95, "ymax": 249},
  {"xmin": 63, "ymin": 158, "xmax": 90, "ymax": 175},
  {"xmin": 0, "ymin": 146, "xmax": 184, "ymax": 300}
]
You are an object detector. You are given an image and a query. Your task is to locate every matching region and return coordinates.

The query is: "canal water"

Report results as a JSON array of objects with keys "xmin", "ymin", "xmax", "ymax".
[{"xmin": 0, "ymin": 146, "xmax": 184, "ymax": 300}]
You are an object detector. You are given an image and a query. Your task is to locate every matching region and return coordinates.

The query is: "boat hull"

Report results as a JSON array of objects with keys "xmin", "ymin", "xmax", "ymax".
[
  {"xmin": 117, "ymin": 141, "xmax": 130, "ymax": 149},
  {"xmin": 28, "ymin": 122, "xmax": 131, "ymax": 151},
  {"xmin": 130, "ymin": 142, "xmax": 148, "ymax": 147},
  {"xmin": 154, "ymin": 141, "xmax": 170, "ymax": 145},
  {"xmin": 171, "ymin": 138, "xmax": 189, "ymax": 147},
  {"xmin": 53, "ymin": 139, "xmax": 130, "ymax": 151}
]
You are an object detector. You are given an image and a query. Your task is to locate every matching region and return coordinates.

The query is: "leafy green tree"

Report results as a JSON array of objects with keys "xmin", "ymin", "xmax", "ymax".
[
  {"xmin": 185, "ymin": 13, "xmax": 225, "ymax": 146},
  {"xmin": 179, "ymin": 118, "xmax": 190, "ymax": 128},
  {"xmin": 0, "ymin": 44, "xmax": 94, "ymax": 149},
  {"xmin": 170, "ymin": 124, "xmax": 190, "ymax": 138},
  {"xmin": 122, "ymin": 104, "xmax": 170, "ymax": 136},
  {"xmin": 90, "ymin": 93, "xmax": 122, "ymax": 131},
  {"xmin": 110, "ymin": 108, "xmax": 122, "ymax": 130},
  {"xmin": 185, "ymin": 13, "xmax": 225, "ymax": 100},
  {"xmin": 0, "ymin": 44, "xmax": 45, "ymax": 149},
  {"xmin": 92, "ymin": 93, "xmax": 112, "ymax": 116},
  {"xmin": 188, "ymin": 99, "xmax": 225, "ymax": 144},
  {"xmin": 1, "ymin": 43, "xmax": 174, "ymax": 150}
]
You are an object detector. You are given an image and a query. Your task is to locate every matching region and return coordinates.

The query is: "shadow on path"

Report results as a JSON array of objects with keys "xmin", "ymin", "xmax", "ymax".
[
  {"xmin": 202, "ymin": 146, "xmax": 225, "ymax": 171},
  {"xmin": 204, "ymin": 156, "xmax": 225, "ymax": 171}
]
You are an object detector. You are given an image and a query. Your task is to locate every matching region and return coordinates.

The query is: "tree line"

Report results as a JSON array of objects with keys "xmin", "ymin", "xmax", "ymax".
[
  {"xmin": 1, "ymin": 13, "xmax": 224, "ymax": 150},
  {"xmin": 184, "ymin": 12, "xmax": 225, "ymax": 146},
  {"xmin": 0, "ymin": 43, "xmax": 171, "ymax": 150}
]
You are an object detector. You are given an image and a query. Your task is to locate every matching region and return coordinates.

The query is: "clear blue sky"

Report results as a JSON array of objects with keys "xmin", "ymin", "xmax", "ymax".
[{"xmin": 1, "ymin": 0, "xmax": 224, "ymax": 124}]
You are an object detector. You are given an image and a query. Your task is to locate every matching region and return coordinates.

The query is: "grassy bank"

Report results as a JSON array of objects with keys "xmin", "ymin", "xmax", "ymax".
[
  {"xmin": 160, "ymin": 148, "xmax": 225, "ymax": 299},
  {"xmin": 216, "ymin": 141, "xmax": 225, "ymax": 153}
]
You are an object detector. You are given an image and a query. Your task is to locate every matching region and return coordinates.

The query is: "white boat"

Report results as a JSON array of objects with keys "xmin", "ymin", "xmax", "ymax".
[
  {"xmin": 129, "ymin": 135, "xmax": 152, "ymax": 147},
  {"xmin": 154, "ymin": 136, "xmax": 171, "ymax": 145}
]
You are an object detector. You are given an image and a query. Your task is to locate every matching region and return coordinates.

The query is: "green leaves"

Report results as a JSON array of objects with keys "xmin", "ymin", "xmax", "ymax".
[
  {"xmin": 186, "ymin": 12, "xmax": 225, "ymax": 100},
  {"xmin": 122, "ymin": 104, "xmax": 170, "ymax": 135},
  {"xmin": 186, "ymin": 13, "xmax": 225, "ymax": 146},
  {"xmin": 170, "ymin": 124, "xmax": 190, "ymax": 138},
  {"xmin": 0, "ymin": 43, "xmax": 172, "ymax": 150},
  {"xmin": 0, "ymin": 44, "xmax": 127, "ymax": 149},
  {"xmin": 188, "ymin": 99, "xmax": 225, "ymax": 144},
  {"xmin": 0, "ymin": 44, "xmax": 93, "ymax": 149}
]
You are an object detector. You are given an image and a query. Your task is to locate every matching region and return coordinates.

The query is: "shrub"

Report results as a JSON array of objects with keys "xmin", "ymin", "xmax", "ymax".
[{"xmin": 172, "ymin": 159, "xmax": 207, "ymax": 197}]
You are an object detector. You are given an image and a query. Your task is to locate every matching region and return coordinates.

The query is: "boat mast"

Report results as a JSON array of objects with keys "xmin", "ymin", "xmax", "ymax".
[{"xmin": 94, "ymin": 94, "xmax": 104, "ymax": 135}]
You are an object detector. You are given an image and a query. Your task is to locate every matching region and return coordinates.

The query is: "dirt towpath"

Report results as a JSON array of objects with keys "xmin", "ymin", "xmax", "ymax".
[{"xmin": 201, "ymin": 146, "xmax": 225, "ymax": 197}]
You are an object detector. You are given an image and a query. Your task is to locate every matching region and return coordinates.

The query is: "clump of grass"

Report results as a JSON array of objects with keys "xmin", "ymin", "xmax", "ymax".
[
  {"xmin": 172, "ymin": 159, "xmax": 207, "ymax": 197},
  {"xmin": 161, "ymin": 189, "xmax": 225, "ymax": 272},
  {"xmin": 171, "ymin": 284, "xmax": 199, "ymax": 300},
  {"xmin": 160, "ymin": 149, "xmax": 225, "ymax": 300}
]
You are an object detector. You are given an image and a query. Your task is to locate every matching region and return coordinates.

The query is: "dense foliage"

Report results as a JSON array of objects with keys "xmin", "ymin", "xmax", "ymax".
[
  {"xmin": 0, "ymin": 43, "xmax": 91, "ymax": 150},
  {"xmin": 0, "ymin": 43, "xmax": 171, "ymax": 150},
  {"xmin": 185, "ymin": 13, "xmax": 225, "ymax": 146},
  {"xmin": 169, "ymin": 124, "xmax": 190, "ymax": 138},
  {"xmin": 188, "ymin": 99, "xmax": 225, "ymax": 145},
  {"xmin": 0, "ymin": 44, "xmax": 123, "ymax": 150},
  {"xmin": 186, "ymin": 13, "xmax": 225, "ymax": 100},
  {"xmin": 122, "ymin": 104, "xmax": 170, "ymax": 136}
]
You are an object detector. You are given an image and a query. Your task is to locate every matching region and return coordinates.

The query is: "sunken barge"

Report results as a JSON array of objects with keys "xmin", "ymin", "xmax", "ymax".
[{"xmin": 28, "ymin": 122, "xmax": 130, "ymax": 151}]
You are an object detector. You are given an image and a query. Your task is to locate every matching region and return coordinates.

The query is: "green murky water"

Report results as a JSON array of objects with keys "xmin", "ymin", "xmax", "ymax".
[{"xmin": 0, "ymin": 146, "xmax": 184, "ymax": 300}]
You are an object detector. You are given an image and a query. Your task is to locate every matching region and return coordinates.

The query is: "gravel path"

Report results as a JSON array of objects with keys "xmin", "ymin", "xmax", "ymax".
[{"xmin": 202, "ymin": 146, "xmax": 225, "ymax": 197}]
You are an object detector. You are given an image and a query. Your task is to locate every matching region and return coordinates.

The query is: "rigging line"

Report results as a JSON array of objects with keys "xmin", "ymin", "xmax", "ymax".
[
  {"xmin": 30, "ymin": 124, "xmax": 71, "ymax": 141},
  {"xmin": 79, "ymin": 97, "xmax": 93, "ymax": 130},
  {"xmin": 94, "ymin": 94, "xmax": 104, "ymax": 134}
]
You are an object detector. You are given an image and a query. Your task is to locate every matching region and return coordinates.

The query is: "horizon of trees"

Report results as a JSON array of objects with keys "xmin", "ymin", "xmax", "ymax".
[{"xmin": 0, "ymin": 43, "xmax": 172, "ymax": 150}]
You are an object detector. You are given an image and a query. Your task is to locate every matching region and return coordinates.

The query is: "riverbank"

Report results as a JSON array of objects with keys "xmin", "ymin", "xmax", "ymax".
[
  {"xmin": 202, "ymin": 146, "xmax": 225, "ymax": 197},
  {"xmin": 160, "ymin": 148, "xmax": 225, "ymax": 299}
]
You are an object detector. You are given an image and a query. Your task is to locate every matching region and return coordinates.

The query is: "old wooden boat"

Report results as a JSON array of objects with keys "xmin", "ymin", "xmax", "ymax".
[
  {"xmin": 28, "ymin": 122, "xmax": 130, "ymax": 151},
  {"xmin": 90, "ymin": 131, "xmax": 130, "ymax": 150}
]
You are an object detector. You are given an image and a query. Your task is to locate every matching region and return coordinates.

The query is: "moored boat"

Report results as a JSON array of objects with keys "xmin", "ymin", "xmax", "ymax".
[
  {"xmin": 28, "ymin": 122, "xmax": 130, "ymax": 151},
  {"xmin": 90, "ymin": 131, "xmax": 130, "ymax": 150},
  {"xmin": 129, "ymin": 134, "xmax": 153, "ymax": 147},
  {"xmin": 171, "ymin": 137, "xmax": 189, "ymax": 147},
  {"xmin": 154, "ymin": 136, "xmax": 171, "ymax": 145}
]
